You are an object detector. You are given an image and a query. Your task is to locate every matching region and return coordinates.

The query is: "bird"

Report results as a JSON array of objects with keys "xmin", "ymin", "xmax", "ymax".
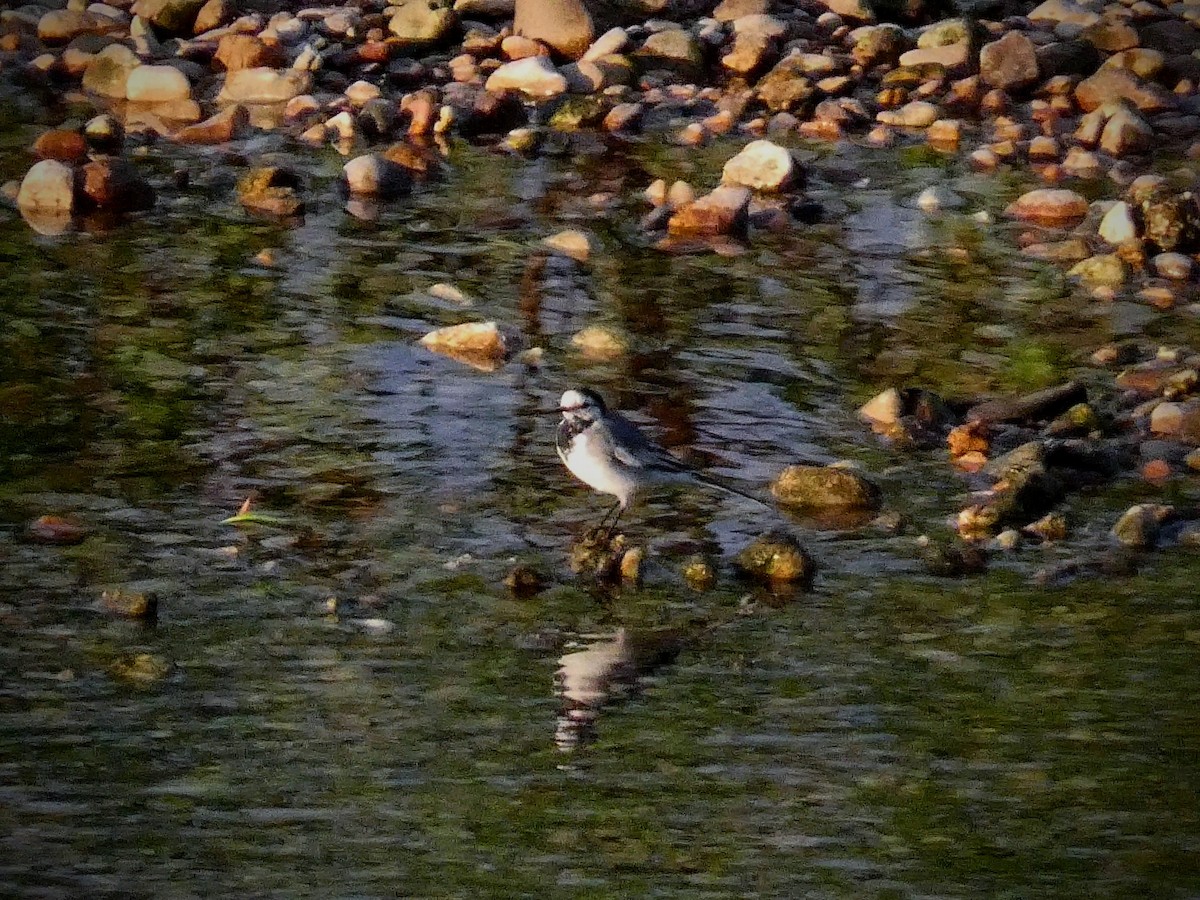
[{"xmin": 556, "ymin": 388, "xmax": 766, "ymax": 531}]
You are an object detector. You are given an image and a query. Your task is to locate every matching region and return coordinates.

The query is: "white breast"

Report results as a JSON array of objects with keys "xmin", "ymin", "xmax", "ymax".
[{"xmin": 563, "ymin": 427, "xmax": 640, "ymax": 506}]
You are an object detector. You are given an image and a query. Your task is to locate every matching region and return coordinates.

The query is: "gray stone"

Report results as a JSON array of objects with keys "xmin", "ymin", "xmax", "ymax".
[{"xmin": 979, "ymin": 30, "xmax": 1039, "ymax": 92}]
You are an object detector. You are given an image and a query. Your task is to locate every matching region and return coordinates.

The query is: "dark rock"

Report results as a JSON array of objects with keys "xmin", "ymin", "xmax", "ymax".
[
  {"xmin": 921, "ymin": 537, "xmax": 988, "ymax": 576},
  {"xmin": 1034, "ymin": 39, "xmax": 1099, "ymax": 78},
  {"xmin": 237, "ymin": 166, "xmax": 304, "ymax": 217},
  {"xmin": 967, "ymin": 380, "xmax": 1087, "ymax": 425},
  {"xmin": 756, "ymin": 55, "xmax": 817, "ymax": 113},
  {"xmin": 79, "ymin": 158, "xmax": 155, "ymax": 211},
  {"xmin": 133, "ymin": 0, "xmax": 208, "ymax": 34}
]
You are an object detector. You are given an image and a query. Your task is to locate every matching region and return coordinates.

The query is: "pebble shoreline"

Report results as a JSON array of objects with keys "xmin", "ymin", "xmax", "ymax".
[{"xmin": 4, "ymin": 0, "xmax": 1200, "ymax": 583}]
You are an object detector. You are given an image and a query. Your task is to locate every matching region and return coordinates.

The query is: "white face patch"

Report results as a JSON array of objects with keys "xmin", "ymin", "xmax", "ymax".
[{"xmin": 560, "ymin": 389, "xmax": 587, "ymax": 412}]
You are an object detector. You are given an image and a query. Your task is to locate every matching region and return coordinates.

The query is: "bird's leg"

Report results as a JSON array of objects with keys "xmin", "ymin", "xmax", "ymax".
[{"xmin": 595, "ymin": 500, "xmax": 622, "ymax": 536}]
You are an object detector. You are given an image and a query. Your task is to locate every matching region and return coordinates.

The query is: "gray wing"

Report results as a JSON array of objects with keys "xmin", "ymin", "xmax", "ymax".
[{"xmin": 606, "ymin": 412, "xmax": 694, "ymax": 475}]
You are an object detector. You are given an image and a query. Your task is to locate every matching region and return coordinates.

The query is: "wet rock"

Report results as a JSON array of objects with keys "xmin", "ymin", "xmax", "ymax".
[
  {"xmin": 1112, "ymin": 503, "xmax": 1173, "ymax": 548},
  {"xmin": 26, "ymin": 514, "xmax": 88, "ymax": 545},
  {"xmin": 1099, "ymin": 103, "xmax": 1153, "ymax": 156},
  {"xmin": 214, "ymin": 33, "xmax": 285, "ymax": 71},
  {"xmin": 771, "ymin": 464, "xmax": 881, "ymax": 510},
  {"xmin": 948, "ymin": 419, "xmax": 989, "ymax": 458},
  {"xmin": 79, "ymin": 158, "xmax": 154, "ymax": 211},
  {"xmin": 217, "ymin": 68, "xmax": 311, "ymax": 104},
  {"xmin": 134, "ymin": 0, "xmax": 207, "ymax": 34},
  {"xmin": 735, "ymin": 530, "xmax": 816, "ymax": 587},
  {"xmin": 1098, "ymin": 200, "xmax": 1138, "ymax": 245},
  {"xmin": 1141, "ymin": 194, "xmax": 1200, "ymax": 253},
  {"xmin": 544, "ymin": 228, "xmax": 594, "ymax": 261},
  {"xmin": 17, "ymin": 160, "xmax": 76, "ymax": 214},
  {"xmin": 968, "ymin": 381, "xmax": 1088, "ymax": 425},
  {"xmin": 568, "ymin": 529, "xmax": 633, "ymax": 581},
  {"xmin": 1153, "ymin": 253, "xmax": 1192, "ymax": 281},
  {"xmin": 33, "ymin": 130, "xmax": 87, "ymax": 163},
  {"xmin": 389, "ymin": 0, "xmax": 457, "ymax": 45},
  {"xmin": 101, "ymin": 589, "xmax": 158, "ymax": 620},
  {"xmin": 548, "ymin": 95, "xmax": 608, "ymax": 129},
  {"xmin": 485, "ymin": 56, "xmax": 567, "ymax": 99},
  {"xmin": 916, "ymin": 185, "xmax": 965, "ymax": 211},
  {"xmin": 926, "ymin": 118, "xmax": 962, "ymax": 147},
  {"xmin": 979, "ymin": 30, "xmax": 1038, "ymax": 92},
  {"xmin": 876, "ymin": 100, "xmax": 939, "ymax": 127},
  {"xmin": 174, "ymin": 104, "xmax": 248, "ymax": 144},
  {"xmin": 667, "ymin": 186, "xmax": 751, "ymax": 237},
  {"xmin": 755, "ymin": 56, "xmax": 816, "ymax": 113},
  {"xmin": 1024, "ymin": 512, "xmax": 1068, "ymax": 542},
  {"xmin": 125, "ymin": 65, "xmax": 191, "ymax": 103},
  {"xmin": 109, "ymin": 652, "xmax": 172, "ymax": 686},
  {"xmin": 236, "ymin": 166, "xmax": 304, "ymax": 217},
  {"xmin": 721, "ymin": 140, "xmax": 796, "ymax": 192},
  {"xmin": 1068, "ymin": 253, "xmax": 1127, "ymax": 289},
  {"xmin": 343, "ymin": 154, "xmax": 411, "ymax": 199},
  {"xmin": 920, "ymin": 537, "xmax": 988, "ymax": 577},
  {"xmin": 818, "ymin": 0, "xmax": 873, "ymax": 23},
  {"xmin": 514, "ymin": 0, "xmax": 592, "ymax": 60},
  {"xmin": 82, "ymin": 43, "xmax": 139, "ymax": 99},
  {"xmin": 681, "ymin": 555, "xmax": 717, "ymax": 590},
  {"xmin": 572, "ymin": 325, "xmax": 627, "ymax": 360},
  {"xmin": 1004, "ymin": 188, "xmax": 1088, "ymax": 226},
  {"xmin": 504, "ymin": 564, "xmax": 548, "ymax": 597},
  {"xmin": 851, "ymin": 24, "xmax": 909, "ymax": 68},
  {"xmin": 419, "ymin": 320, "xmax": 508, "ymax": 368},
  {"xmin": 1076, "ymin": 67, "xmax": 1176, "ymax": 114}
]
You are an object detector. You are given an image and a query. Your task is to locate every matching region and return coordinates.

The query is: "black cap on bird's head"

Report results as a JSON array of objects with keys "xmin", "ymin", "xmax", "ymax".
[{"xmin": 559, "ymin": 388, "xmax": 607, "ymax": 415}]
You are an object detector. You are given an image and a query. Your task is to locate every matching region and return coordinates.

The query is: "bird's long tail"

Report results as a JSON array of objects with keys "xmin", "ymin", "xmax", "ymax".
[{"xmin": 692, "ymin": 470, "xmax": 771, "ymax": 507}]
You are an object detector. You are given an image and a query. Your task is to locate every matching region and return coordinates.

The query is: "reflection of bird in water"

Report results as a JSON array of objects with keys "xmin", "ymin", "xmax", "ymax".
[
  {"xmin": 554, "ymin": 627, "xmax": 685, "ymax": 752},
  {"xmin": 556, "ymin": 388, "xmax": 766, "ymax": 532}
]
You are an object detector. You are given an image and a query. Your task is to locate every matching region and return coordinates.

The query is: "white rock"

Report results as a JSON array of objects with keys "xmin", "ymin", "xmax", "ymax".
[
  {"xmin": 721, "ymin": 139, "xmax": 796, "ymax": 191},
  {"xmin": 582, "ymin": 26, "xmax": 628, "ymax": 61},
  {"xmin": 1097, "ymin": 200, "xmax": 1138, "ymax": 245},
  {"xmin": 484, "ymin": 56, "xmax": 567, "ymax": 100},
  {"xmin": 916, "ymin": 185, "xmax": 965, "ymax": 212},
  {"xmin": 124, "ymin": 64, "xmax": 190, "ymax": 102},
  {"xmin": 1154, "ymin": 252, "xmax": 1193, "ymax": 280},
  {"xmin": 342, "ymin": 153, "xmax": 410, "ymax": 197},
  {"xmin": 17, "ymin": 159, "xmax": 75, "ymax": 212},
  {"xmin": 345, "ymin": 79, "xmax": 380, "ymax": 107},
  {"xmin": 217, "ymin": 67, "xmax": 311, "ymax": 103}
]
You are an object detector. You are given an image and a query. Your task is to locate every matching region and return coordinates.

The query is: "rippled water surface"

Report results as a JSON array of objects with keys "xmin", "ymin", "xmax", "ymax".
[{"xmin": 2, "ymin": 133, "xmax": 1200, "ymax": 898}]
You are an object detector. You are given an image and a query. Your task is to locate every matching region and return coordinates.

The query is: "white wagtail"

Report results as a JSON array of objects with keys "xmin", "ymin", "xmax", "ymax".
[{"xmin": 556, "ymin": 388, "xmax": 766, "ymax": 530}]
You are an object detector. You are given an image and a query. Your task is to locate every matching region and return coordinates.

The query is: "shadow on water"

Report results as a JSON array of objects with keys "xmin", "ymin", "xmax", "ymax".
[{"xmin": 1, "ymin": 137, "xmax": 1199, "ymax": 897}]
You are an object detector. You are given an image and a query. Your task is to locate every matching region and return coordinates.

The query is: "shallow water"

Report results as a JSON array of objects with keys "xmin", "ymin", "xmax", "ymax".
[{"xmin": 2, "ymin": 134, "xmax": 1199, "ymax": 897}]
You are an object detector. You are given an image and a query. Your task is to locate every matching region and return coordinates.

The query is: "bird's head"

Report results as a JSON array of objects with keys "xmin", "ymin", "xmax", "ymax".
[{"xmin": 559, "ymin": 388, "xmax": 606, "ymax": 422}]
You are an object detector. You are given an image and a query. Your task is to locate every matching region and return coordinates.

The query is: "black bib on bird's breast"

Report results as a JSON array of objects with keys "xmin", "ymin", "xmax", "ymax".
[{"xmin": 556, "ymin": 416, "xmax": 592, "ymax": 460}]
